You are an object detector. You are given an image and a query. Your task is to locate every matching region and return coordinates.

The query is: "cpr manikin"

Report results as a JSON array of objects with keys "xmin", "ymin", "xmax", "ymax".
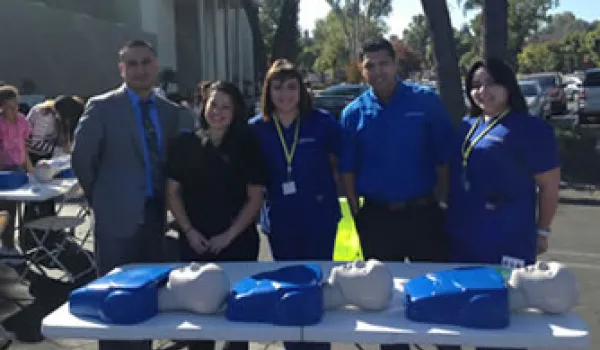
[
  {"xmin": 158, "ymin": 262, "xmax": 230, "ymax": 314},
  {"xmin": 508, "ymin": 261, "xmax": 578, "ymax": 314},
  {"xmin": 324, "ymin": 259, "xmax": 394, "ymax": 311}
]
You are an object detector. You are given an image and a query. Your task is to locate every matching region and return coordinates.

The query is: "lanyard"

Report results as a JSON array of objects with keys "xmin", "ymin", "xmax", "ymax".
[
  {"xmin": 273, "ymin": 116, "xmax": 300, "ymax": 177},
  {"xmin": 461, "ymin": 109, "xmax": 509, "ymax": 168}
]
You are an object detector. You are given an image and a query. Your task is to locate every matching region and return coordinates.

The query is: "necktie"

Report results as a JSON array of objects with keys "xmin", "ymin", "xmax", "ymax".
[{"xmin": 139, "ymin": 100, "xmax": 161, "ymax": 195}]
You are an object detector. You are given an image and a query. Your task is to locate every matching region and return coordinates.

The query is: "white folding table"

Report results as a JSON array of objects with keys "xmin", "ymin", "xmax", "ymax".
[
  {"xmin": 41, "ymin": 262, "xmax": 590, "ymax": 349},
  {"xmin": 0, "ymin": 178, "xmax": 78, "ymax": 203}
]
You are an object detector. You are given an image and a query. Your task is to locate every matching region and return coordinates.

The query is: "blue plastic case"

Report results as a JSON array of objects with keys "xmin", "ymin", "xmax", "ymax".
[
  {"xmin": 69, "ymin": 266, "xmax": 173, "ymax": 325},
  {"xmin": 404, "ymin": 267, "xmax": 510, "ymax": 329},
  {"xmin": 226, "ymin": 264, "xmax": 324, "ymax": 326},
  {"xmin": 0, "ymin": 171, "xmax": 28, "ymax": 190}
]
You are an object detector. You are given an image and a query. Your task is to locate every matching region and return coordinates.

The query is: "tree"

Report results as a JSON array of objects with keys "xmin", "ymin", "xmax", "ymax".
[
  {"xmin": 483, "ymin": 0, "xmax": 508, "ymax": 60},
  {"xmin": 271, "ymin": 0, "xmax": 301, "ymax": 62},
  {"xmin": 242, "ymin": 0, "xmax": 268, "ymax": 86},
  {"xmin": 421, "ymin": 0, "xmax": 465, "ymax": 123},
  {"xmin": 312, "ymin": 10, "xmax": 385, "ymax": 73},
  {"xmin": 258, "ymin": 0, "xmax": 282, "ymax": 56},
  {"xmin": 325, "ymin": 0, "xmax": 392, "ymax": 60},
  {"xmin": 460, "ymin": 0, "xmax": 559, "ymax": 66},
  {"xmin": 389, "ymin": 36, "xmax": 421, "ymax": 78},
  {"xmin": 401, "ymin": 14, "xmax": 432, "ymax": 70}
]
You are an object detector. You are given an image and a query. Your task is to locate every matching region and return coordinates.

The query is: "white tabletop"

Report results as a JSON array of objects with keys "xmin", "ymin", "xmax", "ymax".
[
  {"xmin": 41, "ymin": 262, "xmax": 590, "ymax": 348},
  {"xmin": 0, "ymin": 178, "xmax": 78, "ymax": 202}
]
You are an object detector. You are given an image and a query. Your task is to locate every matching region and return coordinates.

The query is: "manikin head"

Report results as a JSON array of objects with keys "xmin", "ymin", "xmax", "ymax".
[
  {"xmin": 328, "ymin": 259, "xmax": 393, "ymax": 311},
  {"xmin": 158, "ymin": 263, "xmax": 230, "ymax": 314},
  {"xmin": 508, "ymin": 261, "xmax": 579, "ymax": 314}
]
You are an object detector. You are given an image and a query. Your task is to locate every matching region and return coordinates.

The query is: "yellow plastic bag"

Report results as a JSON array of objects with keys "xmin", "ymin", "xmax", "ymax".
[{"xmin": 333, "ymin": 197, "xmax": 364, "ymax": 261}]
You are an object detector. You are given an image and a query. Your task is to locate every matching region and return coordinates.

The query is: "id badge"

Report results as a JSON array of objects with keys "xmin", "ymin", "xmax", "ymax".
[{"xmin": 282, "ymin": 181, "xmax": 297, "ymax": 195}]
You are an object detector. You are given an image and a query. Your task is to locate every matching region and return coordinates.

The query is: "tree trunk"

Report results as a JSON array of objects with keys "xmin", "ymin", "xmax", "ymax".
[
  {"xmin": 241, "ymin": 0, "xmax": 268, "ymax": 90},
  {"xmin": 420, "ymin": 0, "xmax": 465, "ymax": 124},
  {"xmin": 271, "ymin": 0, "xmax": 300, "ymax": 62},
  {"xmin": 483, "ymin": 0, "xmax": 508, "ymax": 61}
]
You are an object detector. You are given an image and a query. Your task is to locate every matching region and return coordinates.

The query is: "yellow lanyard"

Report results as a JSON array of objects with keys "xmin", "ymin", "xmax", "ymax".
[
  {"xmin": 461, "ymin": 109, "xmax": 509, "ymax": 168},
  {"xmin": 273, "ymin": 116, "xmax": 300, "ymax": 177}
]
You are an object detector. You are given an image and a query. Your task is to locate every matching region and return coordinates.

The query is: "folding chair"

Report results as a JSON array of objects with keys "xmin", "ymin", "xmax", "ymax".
[{"xmin": 20, "ymin": 184, "xmax": 96, "ymax": 283}]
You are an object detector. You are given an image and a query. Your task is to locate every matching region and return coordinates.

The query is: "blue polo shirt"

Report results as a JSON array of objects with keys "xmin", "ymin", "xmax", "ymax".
[
  {"xmin": 125, "ymin": 87, "xmax": 163, "ymax": 197},
  {"xmin": 339, "ymin": 80, "xmax": 454, "ymax": 202},
  {"xmin": 445, "ymin": 111, "xmax": 560, "ymax": 265},
  {"xmin": 249, "ymin": 109, "xmax": 350, "ymax": 236}
]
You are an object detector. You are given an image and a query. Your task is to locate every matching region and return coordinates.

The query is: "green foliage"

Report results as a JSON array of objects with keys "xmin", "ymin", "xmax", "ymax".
[
  {"xmin": 271, "ymin": 0, "xmax": 301, "ymax": 62},
  {"xmin": 311, "ymin": 9, "xmax": 386, "ymax": 73},
  {"xmin": 518, "ymin": 23, "xmax": 600, "ymax": 72}
]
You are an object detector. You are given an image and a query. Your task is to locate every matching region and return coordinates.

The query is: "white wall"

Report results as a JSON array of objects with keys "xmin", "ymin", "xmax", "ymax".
[{"xmin": 139, "ymin": 0, "xmax": 177, "ymax": 70}]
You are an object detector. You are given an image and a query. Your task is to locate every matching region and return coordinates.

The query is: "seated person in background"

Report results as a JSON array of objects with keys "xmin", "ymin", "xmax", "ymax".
[{"xmin": 0, "ymin": 85, "xmax": 34, "ymax": 260}]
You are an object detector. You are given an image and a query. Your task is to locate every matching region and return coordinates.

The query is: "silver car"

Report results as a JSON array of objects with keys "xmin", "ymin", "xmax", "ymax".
[
  {"xmin": 578, "ymin": 68, "xmax": 600, "ymax": 125},
  {"xmin": 519, "ymin": 80, "xmax": 551, "ymax": 119}
]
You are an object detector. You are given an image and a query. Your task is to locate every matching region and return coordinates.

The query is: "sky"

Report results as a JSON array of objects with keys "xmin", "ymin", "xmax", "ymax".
[{"xmin": 298, "ymin": 0, "xmax": 600, "ymax": 37}]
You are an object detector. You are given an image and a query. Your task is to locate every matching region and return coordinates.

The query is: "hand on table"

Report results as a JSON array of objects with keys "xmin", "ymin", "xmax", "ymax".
[{"xmin": 186, "ymin": 228, "xmax": 210, "ymax": 255}]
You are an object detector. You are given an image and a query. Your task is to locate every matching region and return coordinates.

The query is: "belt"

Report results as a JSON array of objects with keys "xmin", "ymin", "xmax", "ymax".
[{"xmin": 364, "ymin": 196, "xmax": 436, "ymax": 211}]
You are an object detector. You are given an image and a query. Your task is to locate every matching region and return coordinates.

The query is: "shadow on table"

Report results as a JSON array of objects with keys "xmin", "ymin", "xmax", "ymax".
[{"xmin": 3, "ymin": 235, "xmax": 181, "ymax": 343}]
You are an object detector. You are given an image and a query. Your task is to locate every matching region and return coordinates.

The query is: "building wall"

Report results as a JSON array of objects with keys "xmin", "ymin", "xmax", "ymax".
[
  {"xmin": 4, "ymin": 0, "xmax": 257, "ymax": 100},
  {"xmin": 0, "ymin": 0, "xmax": 155, "ymax": 97}
]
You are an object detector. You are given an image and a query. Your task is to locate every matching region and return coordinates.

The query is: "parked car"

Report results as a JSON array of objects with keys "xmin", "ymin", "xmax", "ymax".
[
  {"xmin": 313, "ymin": 84, "xmax": 367, "ymax": 118},
  {"xmin": 519, "ymin": 80, "xmax": 551, "ymax": 119},
  {"xmin": 564, "ymin": 76, "xmax": 582, "ymax": 101},
  {"xmin": 578, "ymin": 68, "xmax": 600, "ymax": 125},
  {"xmin": 521, "ymin": 72, "xmax": 567, "ymax": 115}
]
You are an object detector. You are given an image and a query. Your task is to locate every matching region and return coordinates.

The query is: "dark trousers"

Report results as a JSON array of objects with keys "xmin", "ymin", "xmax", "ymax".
[
  {"xmin": 179, "ymin": 227, "xmax": 258, "ymax": 350},
  {"xmin": 355, "ymin": 200, "xmax": 447, "ymax": 350},
  {"xmin": 96, "ymin": 198, "xmax": 166, "ymax": 350},
  {"xmin": 267, "ymin": 221, "xmax": 337, "ymax": 350}
]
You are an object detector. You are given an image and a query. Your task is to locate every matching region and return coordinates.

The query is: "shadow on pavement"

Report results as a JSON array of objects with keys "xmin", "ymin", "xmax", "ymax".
[
  {"xmin": 2, "ymin": 235, "xmax": 181, "ymax": 344},
  {"xmin": 559, "ymin": 196, "xmax": 600, "ymax": 207}
]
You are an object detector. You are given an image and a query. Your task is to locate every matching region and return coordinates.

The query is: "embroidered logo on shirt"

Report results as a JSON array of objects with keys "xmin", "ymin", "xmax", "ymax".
[
  {"xmin": 405, "ymin": 111, "xmax": 424, "ymax": 117},
  {"xmin": 298, "ymin": 138, "xmax": 316, "ymax": 144},
  {"xmin": 484, "ymin": 135, "xmax": 504, "ymax": 142}
]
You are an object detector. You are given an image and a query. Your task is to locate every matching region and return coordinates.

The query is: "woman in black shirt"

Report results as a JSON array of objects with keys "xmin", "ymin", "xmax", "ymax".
[
  {"xmin": 166, "ymin": 82, "xmax": 266, "ymax": 350},
  {"xmin": 167, "ymin": 81, "xmax": 266, "ymax": 263}
]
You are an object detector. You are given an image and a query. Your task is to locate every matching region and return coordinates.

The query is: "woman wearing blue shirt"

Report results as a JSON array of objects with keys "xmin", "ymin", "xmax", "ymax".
[
  {"xmin": 249, "ymin": 60, "xmax": 348, "ymax": 350},
  {"xmin": 442, "ymin": 58, "xmax": 561, "ymax": 350},
  {"xmin": 250, "ymin": 59, "xmax": 349, "ymax": 263},
  {"xmin": 447, "ymin": 59, "xmax": 560, "ymax": 264},
  {"xmin": 446, "ymin": 57, "xmax": 560, "ymax": 270}
]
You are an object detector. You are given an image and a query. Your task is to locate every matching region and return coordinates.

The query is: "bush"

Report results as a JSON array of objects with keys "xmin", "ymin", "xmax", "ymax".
[{"xmin": 555, "ymin": 126, "xmax": 600, "ymax": 185}]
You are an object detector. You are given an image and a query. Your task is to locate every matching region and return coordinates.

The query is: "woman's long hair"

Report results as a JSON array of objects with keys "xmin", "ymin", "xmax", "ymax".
[
  {"xmin": 260, "ymin": 59, "xmax": 313, "ymax": 121},
  {"xmin": 53, "ymin": 96, "xmax": 84, "ymax": 150},
  {"xmin": 465, "ymin": 58, "xmax": 528, "ymax": 116},
  {"xmin": 198, "ymin": 81, "xmax": 249, "ymax": 142}
]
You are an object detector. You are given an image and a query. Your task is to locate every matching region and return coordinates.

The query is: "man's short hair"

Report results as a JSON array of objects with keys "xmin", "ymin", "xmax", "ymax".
[
  {"xmin": 0, "ymin": 85, "xmax": 18, "ymax": 106},
  {"xmin": 119, "ymin": 39, "xmax": 156, "ymax": 60},
  {"xmin": 359, "ymin": 37, "xmax": 396, "ymax": 62}
]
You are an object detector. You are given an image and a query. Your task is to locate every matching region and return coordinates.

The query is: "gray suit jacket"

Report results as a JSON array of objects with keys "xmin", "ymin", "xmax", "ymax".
[{"xmin": 72, "ymin": 85, "xmax": 194, "ymax": 239}]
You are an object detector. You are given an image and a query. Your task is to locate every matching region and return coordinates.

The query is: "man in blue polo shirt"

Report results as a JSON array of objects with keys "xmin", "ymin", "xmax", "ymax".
[{"xmin": 340, "ymin": 37, "xmax": 454, "ymax": 271}]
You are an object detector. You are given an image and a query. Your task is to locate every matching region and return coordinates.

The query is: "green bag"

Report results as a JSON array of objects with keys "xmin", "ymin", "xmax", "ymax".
[{"xmin": 333, "ymin": 197, "xmax": 364, "ymax": 261}]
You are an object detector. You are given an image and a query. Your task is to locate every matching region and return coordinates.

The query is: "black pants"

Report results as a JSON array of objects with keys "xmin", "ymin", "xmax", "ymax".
[
  {"xmin": 355, "ymin": 200, "xmax": 448, "ymax": 350},
  {"xmin": 97, "ymin": 198, "xmax": 166, "ymax": 350},
  {"xmin": 179, "ymin": 227, "xmax": 258, "ymax": 350}
]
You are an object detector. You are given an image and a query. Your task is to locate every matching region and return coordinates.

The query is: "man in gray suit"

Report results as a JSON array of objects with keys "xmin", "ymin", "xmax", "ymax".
[{"xmin": 72, "ymin": 40, "xmax": 193, "ymax": 350}]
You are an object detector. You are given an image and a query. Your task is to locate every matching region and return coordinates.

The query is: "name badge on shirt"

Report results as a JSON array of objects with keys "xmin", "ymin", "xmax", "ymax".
[{"xmin": 282, "ymin": 181, "xmax": 297, "ymax": 196}]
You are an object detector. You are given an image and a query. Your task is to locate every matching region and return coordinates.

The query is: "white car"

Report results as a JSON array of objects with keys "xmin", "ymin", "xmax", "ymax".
[{"xmin": 519, "ymin": 80, "xmax": 551, "ymax": 119}]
